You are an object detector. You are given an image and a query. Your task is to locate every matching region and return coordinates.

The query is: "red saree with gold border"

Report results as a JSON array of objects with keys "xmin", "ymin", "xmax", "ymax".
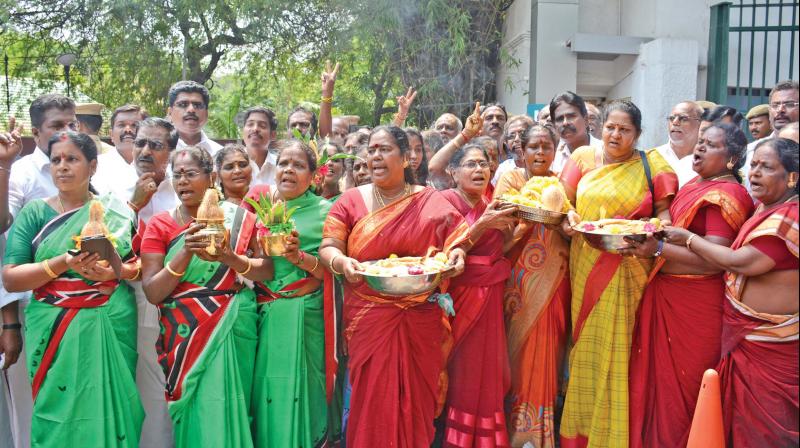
[
  {"xmin": 717, "ymin": 199, "xmax": 798, "ymax": 447},
  {"xmin": 629, "ymin": 179, "xmax": 753, "ymax": 448},
  {"xmin": 323, "ymin": 186, "xmax": 469, "ymax": 448}
]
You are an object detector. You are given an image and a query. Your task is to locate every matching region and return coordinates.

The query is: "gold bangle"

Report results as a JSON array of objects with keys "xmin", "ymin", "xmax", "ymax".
[
  {"xmin": 165, "ymin": 262, "xmax": 185, "ymax": 277},
  {"xmin": 41, "ymin": 259, "xmax": 58, "ymax": 279},
  {"xmin": 236, "ymin": 258, "xmax": 252, "ymax": 276},
  {"xmin": 321, "ymin": 96, "xmax": 333, "ymax": 104},
  {"xmin": 329, "ymin": 253, "xmax": 343, "ymax": 275},
  {"xmin": 686, "ymin": 234, "xmax": 696, "ymax": 250},
  {"xmin": 309, "ymin": 255, "xmax": 320, "ymax": 273},
  {"xmin": 125, "ymin": 261, "xmax": 141, "ymax": 281}
]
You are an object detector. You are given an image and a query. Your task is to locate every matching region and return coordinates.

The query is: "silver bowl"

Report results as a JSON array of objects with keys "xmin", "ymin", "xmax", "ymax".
[
  {"xmin": 574, "ymin": 229, "xmax": 648, "ymax": 253},
  {"xmin": 355, "ymin": 260, "xmax": 452, "ymax": 296}
]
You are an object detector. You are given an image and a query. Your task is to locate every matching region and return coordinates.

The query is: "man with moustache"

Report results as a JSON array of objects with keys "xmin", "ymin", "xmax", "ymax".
[
  {"xmin": 481, "ymin": 103, "xmax": 509, "ymax": 160},
  {"xmin": 746, "ymin": 104, "xmax": 772, "ymax": 141},
  {"xmin": 166, "ymin": 80, "xmax": 222, "ymax": 156},
  {"xmin": 549, "ymin": 91, "xmax": 602, "ymax": 173},
  {"xmin": 240, "ymin": 106, "xmax": 279, "ymax": 186},
  {"xmin": 127, "ymin": 117, "xmax": 180, "ymax": 448},
  {"xmin": 331, "ymin": 116, "xmax": 350, "ymax": 142},
  {"xmin": 434, "ymin": 112, "xmax": 463, "ymax": 143},
  {"xmin": 0, "ymin": 94, "xmax": 78, "ymax": 448},
  {"xmin": 656, "ymin": 101, "xmax": 703, "ymax": 187},
  {"xmin": 93, "ymin": 104, "xmax": 148, "ymax": 197},
  {"xmin": 742, "ymin": 80, "xmax": 799, "ymax": 189}
]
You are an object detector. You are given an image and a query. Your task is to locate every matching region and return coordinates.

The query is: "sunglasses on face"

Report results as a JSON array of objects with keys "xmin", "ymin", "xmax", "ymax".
[{"xmin": 134, "ymin": 138, "xmax": 166, "ymax": 150}]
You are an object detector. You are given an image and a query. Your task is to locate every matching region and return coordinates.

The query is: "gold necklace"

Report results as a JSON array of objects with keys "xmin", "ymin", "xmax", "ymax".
[
  {"xmin": 374, "ymin": 183, "xmax": 410, "ymax": 208},
  {"xmin": 703, "ymin": 173, "xmax": 735, "ymax": 182},
  {"xmin": 175, "ymin": 206, "xmax": 192, "ymax": 226},
  {"xmin": 58, "ymin": 192, "xmax": 93, "ymax": 214}
]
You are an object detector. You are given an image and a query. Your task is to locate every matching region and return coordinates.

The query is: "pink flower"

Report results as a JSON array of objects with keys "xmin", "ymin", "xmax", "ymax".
[
  {"xmin": 256, "ymin": 222, "xmax": 271, "ymax": 238},
  {"xmin": 582, "ymin": 223, "xmax": 596, "ymax": 231},
  {"xmin": 318, "ymin": 165, "xmax": 329, "ymax": 177},
  {"xmin": 643, "ymin": 223, "xmax": 657, "ymax": 232}
]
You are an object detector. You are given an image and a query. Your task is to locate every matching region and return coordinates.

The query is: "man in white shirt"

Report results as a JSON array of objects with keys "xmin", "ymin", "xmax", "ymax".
[
  {"xmin": 656, "ymin": 101, "xmax": 703, "ymax": 188},
  {"xmin": 240, "ymin": 106, "xmax": 278, "ymax": 186},
  {"xmin": 166, "ymin": 81, "xmax": 222, "ymax": 156},
  {"xmin": 93, "ymin": 104, "xmax": 147, "ymax": 198},
  {"xmin": 0, "ymin": 93, "xmax": 78, "ymax": 448},
  {"xmin": 549, "ymin": 91, "xmax": 600, "ymax": 173},
  {"xmin": 742, "ymin": 80, "xmax": 799, "ymax": 190}
]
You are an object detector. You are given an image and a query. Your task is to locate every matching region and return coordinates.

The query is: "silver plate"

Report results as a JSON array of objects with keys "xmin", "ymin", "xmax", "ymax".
[{"xmin": 355, "ymin": 260, "xmax": 452, "ymax": 297}]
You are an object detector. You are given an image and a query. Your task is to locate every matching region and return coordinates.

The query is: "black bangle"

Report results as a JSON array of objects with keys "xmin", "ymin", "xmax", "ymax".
[{"xmin": 2, "ymin": 323, "xmax": 22, "ymax": 330}]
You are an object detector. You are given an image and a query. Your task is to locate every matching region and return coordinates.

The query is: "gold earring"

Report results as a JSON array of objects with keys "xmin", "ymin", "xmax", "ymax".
[
  {"xmin": 403, "ymin": 161, "xmax": 409, "ymax": 168},
  {"xmin": 789, "ymin": 180, "xmax": 797, "ymax": 189},
  {"xmin": 726, "ymin": 160, "xmax": 735, "ymax": 170}
]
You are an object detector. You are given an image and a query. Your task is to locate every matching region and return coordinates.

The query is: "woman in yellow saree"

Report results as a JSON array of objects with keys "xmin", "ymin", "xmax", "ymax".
[{"xmin": 558, "ymin": 101, "xmax": 677, "ymax": 447}]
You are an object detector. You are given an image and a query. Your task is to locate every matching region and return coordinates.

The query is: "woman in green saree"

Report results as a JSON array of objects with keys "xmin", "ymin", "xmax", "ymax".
[
  {"xmin": 140, "ymin": 146, "xmax": 273, "ymax": 448},
  {"xmin": 242, "ymin": 139, "xmax": 333, "ymax": 447},
  {"xmin": 3, "ymin": 132, "xmax": 143, "ymax": 447}
]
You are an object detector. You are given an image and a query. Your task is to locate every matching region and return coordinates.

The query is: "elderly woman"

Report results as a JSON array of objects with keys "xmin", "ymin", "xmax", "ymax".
[
  {"xmin": 494, "ymin": 124, "xmax": 571, "ymax": 447},
  {"xmin": 242, "ymin": 139, "xmax": 333, "ymax": 447},
  {"xmin": 319, "ymin": 125, "xmax": 469, "ymax": 447},
  {"xmin": 440, "ymin": 144, "xmax": 517, "ymax": 446},
  {"xmin": 140, "ymin": 146, "xmax": 272, "ymax": 448},
  {"xmin": 350, "ymin": 145, "xmax": 371, "ymax": 187},
  {"xmin": 3, "ymin": 132, "xmax": 143, "ymax": 446},
  {"xmin": 215, "ymin": 143, "xmax": 253, "ymax": 205},
  {"xmin": 665, "ymin": 137, "xmax": 799, "ymax": 447},
  {"xmin": 625, "ymin": 123, "xmax": 755, "ymax": 448},
  {"xmin": 558, "ymin": 100, "xmax": 678, "ymax": 447}
]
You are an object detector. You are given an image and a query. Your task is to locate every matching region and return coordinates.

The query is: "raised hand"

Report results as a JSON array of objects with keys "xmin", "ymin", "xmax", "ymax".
[
  {"xmin": 0, "ymin": 116, "xmax": 24, "ymax": 167},
  {"xmin": 396, "ymin": 87, "xmax": 417, "ymax": 117},
  {"xmin": 462, "ymin": 102, "xmax": 483, "ymax": 140},
  {"xmin": 130, "ymin": 172, "xmax": 158, "ymax": 210},
  {"xmin": 321, "ymin": 60, "xmax": 341, "ymax": 97}
]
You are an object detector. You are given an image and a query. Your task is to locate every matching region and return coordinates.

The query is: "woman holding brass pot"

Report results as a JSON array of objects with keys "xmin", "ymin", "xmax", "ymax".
[
  {"xmin": 242, "ymin": 139, "xmax": 333, "ymax": 448},
  {"xmin": 140, "ymin": 146, "xmax": 271, "ymax": 448}
]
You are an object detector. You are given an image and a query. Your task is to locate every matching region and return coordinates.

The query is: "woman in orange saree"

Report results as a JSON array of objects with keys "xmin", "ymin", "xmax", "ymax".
[
  {"xmin": 558, "ymin": 101, "xmax": 677, "ymax": 448},
  {"xmin": 319, "ymin": 126, "xmax": 469, "ymax": 448},
  {"xmin": 494, "ymin": 124, "xmax": 570, "ymax": 448},
  {"xmin": 666, "ymin": 137, "xmax": 799, "ymax": 447},
  {"xmin": 440, "ymin": 143, "xmax": 516, "ymax": 447},
  {"xmin": 625, "ymin": 123, "xmax": 754, "ymax": 447}
]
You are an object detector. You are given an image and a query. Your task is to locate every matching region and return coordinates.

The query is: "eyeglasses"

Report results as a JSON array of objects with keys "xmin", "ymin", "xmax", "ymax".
[
  {"xmin": 460, "ymin": 160, "xmax": 490, "ymax": 170},
  {"xmin": 667, "ymin": 115, "xmax": 700, "ymax": 124},
  {"xmin": 134, "ymin": 138, "xmax": 166, "ymax": 150},
  {"xmin": 769, "ymin": 101, "xmax": 799, "ymax": 111},
  {"xmin": 505, "ymin": 131, "xmax": 526, "ymax": 141},
  {"xmin": 173, "ymin": 100, "xmax": 207, "ymax": 110},
  {"xmin": 171, "ymin": 170, "xmax": 204, "ymax": 181}
]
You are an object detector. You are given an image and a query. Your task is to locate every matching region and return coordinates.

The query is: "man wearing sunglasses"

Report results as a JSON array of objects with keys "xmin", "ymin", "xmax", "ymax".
[
  {"xmin": 656, "ymin": 100, "xmax": 703, "ymax": 188},
  {"xmin": 166, "ymin": 81, "xmax": 222, "ymax": 156}
]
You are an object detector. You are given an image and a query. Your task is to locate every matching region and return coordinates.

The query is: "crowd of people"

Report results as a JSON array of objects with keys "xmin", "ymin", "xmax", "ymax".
[{"xmin": 0, "ymin": 64, "xmax": 797, "ymax": 448}]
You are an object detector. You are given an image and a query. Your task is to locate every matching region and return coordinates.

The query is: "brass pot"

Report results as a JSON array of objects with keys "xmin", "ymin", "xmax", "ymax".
[
  {"xmin": 196, "ymin": 221, "xmax": 227, "ymax": 255},
  {"xmin": 261, "ymin": 232, "xmax": 290, "ymax": 256}
]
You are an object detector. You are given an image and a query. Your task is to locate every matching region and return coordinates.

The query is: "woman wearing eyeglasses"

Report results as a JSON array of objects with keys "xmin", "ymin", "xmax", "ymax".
[
  {"xmin": 3, "ymin": 132, "xmax": 143, "ymax": 447},
  {"xmin": 494, "ymin": 124, "xmax": 571, "ymax": 448},
  {"xmin": 140, "ymin": 146, "xmax": 272, "ymax": 448},
  {"xmin": 439, "ymin": 143, "xmax": 517, "ymax": 446}
]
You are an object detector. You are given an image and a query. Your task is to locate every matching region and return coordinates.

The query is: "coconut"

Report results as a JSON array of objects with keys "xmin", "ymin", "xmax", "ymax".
[{"xmin": 541, "ymin": 185, "xmax": 565, "ymax": 212}]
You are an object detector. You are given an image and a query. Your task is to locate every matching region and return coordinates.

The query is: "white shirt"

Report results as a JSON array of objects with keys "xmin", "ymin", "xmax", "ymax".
[
  {"xmin": 492, "ymin": 159, "xmax": 520, "ymax": 186},
  {"xmin": 177, "ymin": 131, "xmax": 223, "ymax": 156},
  {"xmin": 250, "ymin": 150, "xmax": 278, "ymax": 186},
  {"xmin": 3, "ymin": 147, "xmax": 57, "ymax": 306},
  {"xmin": 741, "ymin": 132, "xmax": 775, "ymax": 192},
  {"xmin": 551, "ymin": 135, "xmax": 603, "ymax": 174},
  {"xmin": 656, "ymin": 142, "xmax": 697, "ymax": 188},
  {"xmin": 93, "ymin": 148, "xmax": 178, "ymax": 224}
]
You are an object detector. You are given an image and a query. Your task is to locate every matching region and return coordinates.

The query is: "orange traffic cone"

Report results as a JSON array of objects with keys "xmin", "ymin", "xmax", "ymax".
[{"xmin": 687, "ymin": 368, "xmax": 725, "ymax": 448}]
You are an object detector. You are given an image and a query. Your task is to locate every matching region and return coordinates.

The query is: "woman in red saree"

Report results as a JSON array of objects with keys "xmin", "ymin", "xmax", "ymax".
[
  {"xmin": 624, "ymin": 123, "xmax": 754, "ymax": 447},
  {"xmin": 319, "ymin": 126, "xmax": 469, "ymax": 447},
  {"xmin": 666, "ymin": 137, "xmax": 799, "ymax": 447},
  {"xmin": 495, "ymin": 124, "xmax": 570, "ymax": 448},
  {"xmin": 440, "ymin": 143, "xmax": 516, "ymax": 447}
]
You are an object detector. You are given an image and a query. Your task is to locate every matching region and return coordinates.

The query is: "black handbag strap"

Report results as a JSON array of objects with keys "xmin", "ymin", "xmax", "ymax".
[{"xmin": 638, "ymin": 150, "xmax": 656, "ymax": 217}]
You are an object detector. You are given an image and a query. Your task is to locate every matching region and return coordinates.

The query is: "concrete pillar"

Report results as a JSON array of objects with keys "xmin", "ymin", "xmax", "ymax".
[
  {"xmin": 608, "ymin": 38, "xmax": 699, "ymax": 149},
  {"xmin": 529, "ymin": 0, "xmax": 579, "ymax": 105}
]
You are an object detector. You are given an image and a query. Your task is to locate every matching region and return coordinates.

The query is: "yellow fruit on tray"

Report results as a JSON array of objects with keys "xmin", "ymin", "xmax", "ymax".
[{"xmin": 501, "ymin": 176, "xmax": 572, "ymax": 212}]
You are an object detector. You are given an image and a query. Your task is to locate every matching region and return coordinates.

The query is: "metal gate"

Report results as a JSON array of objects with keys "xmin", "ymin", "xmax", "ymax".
[{"xmin": 706, "ymin": 0, "xmax": 799, "ymax": 110}]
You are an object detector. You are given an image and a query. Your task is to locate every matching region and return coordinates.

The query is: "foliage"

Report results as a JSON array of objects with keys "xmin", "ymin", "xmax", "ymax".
[{"xmin": 245, "ymin": 193, "xmax": 297, "ymax": 233}]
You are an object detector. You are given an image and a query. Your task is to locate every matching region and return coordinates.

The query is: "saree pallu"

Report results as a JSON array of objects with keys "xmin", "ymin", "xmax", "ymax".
[
  {"xmin": 323, "ymin": 187, "xmax": 469, "ymax": 448},
  {"xmin": 5, "ymin": 196, "xmax": 142, "ymax": 447},
  {"xmin": 245, "ymin": 187, "xmax": 332, "ymax": 448},
  {"xmin": 495, "ymin": 169, "xmax": 571, "ymax": 448},
  {"xmin": 440, "ymin": 189, "xmax": 511, "ymax": 448},
  {"xmin": 717, "ymin": 200, "xmax": 798, "ymax": 447},
  {"xmin": 558, "ymin": 147, "xmax": 677, "ymax": 448},
  {"xmin": 156, "ymin": 203, "xmax": 258, "ymax": 448},
  {"xmin": 629, "ymin": 179, "xmax": 753, "ymax": 448}
]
